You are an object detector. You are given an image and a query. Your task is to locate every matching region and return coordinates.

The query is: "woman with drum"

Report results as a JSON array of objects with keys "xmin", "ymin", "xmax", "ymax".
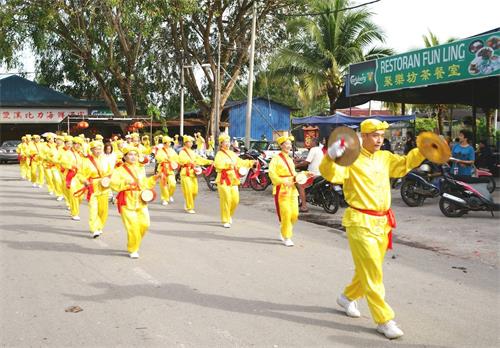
[
  {"xmin": 154, "ymin": 135, "xmax": 179, "ymax": 205},
  {"xmin": 178, "ymin": 135, "xmax": 213, "ymax": 214},
  {"xmin": 60, "ymin": 136, "xmax": 85, "ymax": 221},
  {"xmin": 214, "ymin": 133, "xmax": 256, "ymax": 228},
  {"xmin": 110, "ymin": 146, "xmax": 160, "ymax": 259},
  {"xmin": 77, "ymin": 141, "xmax": 114, "ymax": 238}
]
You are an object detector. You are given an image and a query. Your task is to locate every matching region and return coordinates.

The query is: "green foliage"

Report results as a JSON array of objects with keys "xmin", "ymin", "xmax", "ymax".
[{"xmin": 415, "ymin": 117, "xmax": 437, "ymax": 133}]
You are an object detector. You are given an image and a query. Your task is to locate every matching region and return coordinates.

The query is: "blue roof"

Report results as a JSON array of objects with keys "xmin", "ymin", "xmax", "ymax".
[{"xmin": 292, "ymin": 113, "xmax": 415, "ymax": 125}]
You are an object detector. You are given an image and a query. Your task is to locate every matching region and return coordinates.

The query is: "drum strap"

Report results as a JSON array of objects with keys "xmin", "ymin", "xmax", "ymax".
[{"xmin": 88, "ymin": 155, "xmax": 102, "ymax": 178}]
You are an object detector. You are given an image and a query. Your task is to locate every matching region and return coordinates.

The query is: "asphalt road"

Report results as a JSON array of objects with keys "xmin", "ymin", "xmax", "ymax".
[{"xmin": 0, "ymin": 164, "xmax": 498, "ymax": 347}]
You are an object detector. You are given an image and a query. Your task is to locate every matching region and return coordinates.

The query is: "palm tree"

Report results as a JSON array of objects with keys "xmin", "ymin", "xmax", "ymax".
[{"xmin": 270, "ymin": 0, "xmax": 393, "ymax": 114}]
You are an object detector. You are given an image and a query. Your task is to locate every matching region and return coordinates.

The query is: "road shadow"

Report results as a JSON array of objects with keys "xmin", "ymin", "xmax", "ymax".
[
  {"xmin": 150, "ymin": 227, "xmax": 281, "ymax": 246},
  {"xmin": 0, "ymin": 201, "xmax": 63, "ymax": 210},
  {"xmin": 63, "ymin": 281, "xmax": 374, "ymax": 335},
  {"xmin": 1, "ymin": 239, "xmax": 124, "ymax": 257},
  {"xmin": 0, "ymin": 210, "xmax": 69, "ymax": 220},
  {"xmin": 328, "ymin": 334, "xmax": 450, "ymax": 348},
  {"xmin": 0, "ymin": 223, "xmax": 90, "ymax": 240}
]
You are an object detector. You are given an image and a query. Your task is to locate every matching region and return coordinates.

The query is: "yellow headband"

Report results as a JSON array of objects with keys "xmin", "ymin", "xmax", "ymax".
[
  {"xmin": 89, "ymin": 140, "xmax": 103, "ymax": 149},
  {"xmin": 183, "ymin": 135, "xmax": 195, "ymax": 143},
  {"xmin": 277, "ymin": 135, "xmax": 294, "ymax": 145},
  {"xmin": 72, "ymin": 137, "xmax": 84, "ymax": 144},
  {"xmin": 162, "ymin": 136, "xmax": 173, "ymax": 143},
  {"xmin": 121, "ymin": 146, "xmax": 139, "ymax": 156},
  {"xmin": 218, "ymin": 133, "xmax": 230, "ymax": 144},
  {"xmin": 360, "ymin": 119, "xmax": 389, "ymax": 134}
]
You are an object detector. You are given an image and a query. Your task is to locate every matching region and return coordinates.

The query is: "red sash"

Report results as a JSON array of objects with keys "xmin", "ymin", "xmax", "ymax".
[
  {"xmin": 181, "ymin": 148, "xmax": 195, "ymax": 176},
  {"xmin": 116, "ymin": 165, "xmax": 140, "ymax": 214},
  {"xmin": 352, "ymin": 207, "xmax": 396, "ymax": 250},
  {"xmin": 219, "ymin": 149, "xmax": 239, "ymax": 185},
  {"xmin": 274, "ymin": 153, "xmax": 295, "ymax": 222}
]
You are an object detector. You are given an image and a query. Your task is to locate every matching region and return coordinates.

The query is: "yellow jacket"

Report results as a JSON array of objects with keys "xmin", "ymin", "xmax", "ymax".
[
  {"xmin": 155, "ymin": 146, "xmax": 179, "ymax": 175},
  {"xmin": 77, "ymin": 154, "xmax": 114, "ymax": 196},
  {"xmin": 110, "ymin": 164, "xmax": 157, "ymax": 211},
  {"xmin": 214, "ymin": 149, "xmax": 253, "ymax": 186},
  {"xmin": 269, "ymin": 151, "xmax": 298, "ymax": 196},
  {"xmin": 178, "ymin": 147, "xmax": 212, "ymax": 177},
  {"xmin": 319, "ymin": 147, "xmax": 425, "ymax": 231},
  {"xmin": 28, "ymin": 141, "xmax": 43, "ymax": 162}
]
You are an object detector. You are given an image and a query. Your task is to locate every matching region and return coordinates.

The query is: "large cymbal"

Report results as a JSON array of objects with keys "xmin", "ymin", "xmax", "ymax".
[
  {"xmin": 327, "ymin": 126, "xmax": 360, "ymax": 166},
  {"xmin": 416, "ymin": 131, "xmax": 451, "ymax": 164}
]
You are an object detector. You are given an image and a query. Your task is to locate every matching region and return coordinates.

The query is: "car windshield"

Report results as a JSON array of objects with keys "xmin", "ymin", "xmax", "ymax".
[{"xmin": 2, "ymin": 140, "xmax": 20, "ymax": 147}]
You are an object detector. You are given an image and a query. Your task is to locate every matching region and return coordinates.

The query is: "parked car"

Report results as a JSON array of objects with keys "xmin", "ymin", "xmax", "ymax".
[{"xmin": 0, "ymin": 140, "xmax": 21, "ymax": 163}]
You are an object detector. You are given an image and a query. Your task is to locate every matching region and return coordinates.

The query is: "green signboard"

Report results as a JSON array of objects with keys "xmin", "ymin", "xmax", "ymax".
[{"xmin": 347, "ymin": 30, "xmax": 500, "ymax": 96}]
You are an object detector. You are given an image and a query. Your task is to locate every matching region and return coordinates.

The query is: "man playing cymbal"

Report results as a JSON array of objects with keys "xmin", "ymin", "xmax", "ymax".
[{"xmin": 319, "ymin": 119, "xmax": 425, "ymax": 339}]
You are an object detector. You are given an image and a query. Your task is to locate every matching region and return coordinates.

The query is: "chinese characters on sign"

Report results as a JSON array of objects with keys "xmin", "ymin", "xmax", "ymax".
[{"xmin": 0, "ymin": 108, "xmax": 87, "ymax": 124}]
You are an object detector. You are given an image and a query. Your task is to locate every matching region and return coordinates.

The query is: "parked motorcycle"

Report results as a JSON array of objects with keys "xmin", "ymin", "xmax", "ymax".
[
  {"xmin": 239, "ymin": 149, "xmax": 272, "ymax": 191},
  {"xmin": 474, "ymin": 167, "xmax": 496, "ymax": 193},
  {"xmin": 439, "ymin": 174, "xmax": 500, "ymax": 217},
  {"xmin": 400, "ymin": 162, "xmax": 443, "ymax": 207},
  {"xmin": 299, "ymin": 176, "xmax": 342, "ymax": 214}
]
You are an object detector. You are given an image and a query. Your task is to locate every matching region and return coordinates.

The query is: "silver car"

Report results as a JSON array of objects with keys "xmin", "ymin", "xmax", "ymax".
[{"xmin": 0, "ymin": 140, "xmax": 21, "ymax": 163}]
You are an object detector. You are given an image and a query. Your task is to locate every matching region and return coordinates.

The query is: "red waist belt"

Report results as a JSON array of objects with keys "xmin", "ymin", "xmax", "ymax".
[
  {"xmin": 65, "ymin": 169, "xmax": 77, "ymax": 189},
  {"xmin": 220, "ymin": 167, "xmax": 239, "ymax": 186},
  {"xmin": 352, "ymin": 207, "xmax": 396, "ymax": 250},
  {"xmin": 116, "ymin": 188, "xmax": 139, "ymax": 214},
  {"xmin": 183, "ymin": 163, "xmax": 194, "ymax": 176}
]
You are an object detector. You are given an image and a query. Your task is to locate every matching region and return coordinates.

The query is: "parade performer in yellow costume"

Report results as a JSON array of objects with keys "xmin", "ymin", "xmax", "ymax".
[
  {"xmin": 214, "ymin": 133, "xmax": 255, "ymax": 228},
  {"xmin": 269, "ymin": 135, "xmax": 299, "ymax": 247},
  {"xmin": 174, "ymin": 134, "xmax": 180, "ymax": 147},
  {"xmin": 16, "ymin": 136, "xmax": 30, "ymax": 180},
  {"xmin": 28, "ymin": 134, "xmax": 44, "ymax": 188},
  {"xmin": 155, "ymin": 135, "xmax": 179, "ymax": 205},
  {"xmin": 77, "ymin": 141, "xmax": 114, "ymax": 238},
  {"xmin": 110, "ymin": 146, "xmax": 160, "ymax": 258},
  {"xmin": 60, "ymin": 136, "xmax": 85, "ymax": 220},
  {"xmin": 207, "ymin": 135, "xmax": 215, "ymax": 157},
  {"xmin": 41, "ymin": 133, "xmax": 57, "ymax": 196},
  {"xmin": 195, "ymin": 132, "xmax": 206, "ymax": 155},
  {"xmin": 49, "ymin": 135, "xmax": 66, "ymax": 201},
  {"xmin": 178, "ymin": 135, "xmax": 212, "ymax": 213},
  {"xmin": 319, "ymin": 119, "xmax": 425, "ymax": 339},
  {"xmin": 141, "ymin": 135, "xmax": 152, "ymax": 155}
]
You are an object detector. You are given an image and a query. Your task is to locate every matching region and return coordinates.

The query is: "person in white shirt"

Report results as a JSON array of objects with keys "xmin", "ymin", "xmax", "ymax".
[{"xmin": 296, "ymin": 138, "xmax": 324, "ymax": 212}]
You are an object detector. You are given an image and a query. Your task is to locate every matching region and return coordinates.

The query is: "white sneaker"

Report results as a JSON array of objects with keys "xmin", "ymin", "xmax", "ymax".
[
  {"xmin": 71, "ymin": 216, "xmax": 80, "ymax": 221},
  {"xmin": 49, "ymin": 192, "xmax": 54, "ymax": 196},
  {"xmin": 279, "ymin": 234, "xmax": 285, "ymax": 242},
  {"xmin": 284, "ymin": 239, "xmax": 294, "ymax": 247},
  {"xmin": 57, "ymin": 196, "xmax": 64, "ymax": 201},
  {"xmin": 337, "ymin": 294, "xmax": 361, "ymax": 318},
  {"xmin": 37, "ymin": 184, "xmax": 43, "ymax": 188},
  {"xmin": 377, "ymin": 320, "xmax": 404, "ymax": 339},
  {"xmin": 187, "ymin": 209, "xmax": 196, "ymax": 214},
  {"xmin": 161, "ymin": 200, "xmax": 168, "ymax": 205},
  {"xmin": 223, "ymin": 223, "xmax": 231, "ymax": 228},
  {"xmin": 92, "ymin": 230, "xmax": 102, "ymax": 238},
  {"xmin": 169, "ymin": 197, "xmax": 174, "ymax": 203},
  {"xmin": 32, "ymin": 183, "xmax": 37, "ymax": 188},
  {"xmin": 130, "ymin": 252, "xmax": 140, "ymax": 259}
]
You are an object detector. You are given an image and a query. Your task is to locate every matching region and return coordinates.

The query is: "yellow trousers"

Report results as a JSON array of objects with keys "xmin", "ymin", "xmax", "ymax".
[
  {"xmin": 51, "ymin": 168, "xmax": 64, "ymax": 197},
  {"xmin": 44, "ymin": 166, "xmax": 55, "ymax": 194},
  {"xmin": 218, "ymin": 184, "xmax": 239, "ymax": 224},
  {"xmin": 181, "ymin": 175, "xmax": 198, "ymax": 210},
  {"xmin": 120, "ymin": 206, "xmax": 150, "ymax": 253},
  {"xmin": 20, "ymin": 160, "xmax": 29, "ymax": 179},
  {"xmin": 276, "ymin": 192, "xmax": 298, "ymax": 239},
  {"xmin": 344, "ymin": 226, "xmax": 394, "ymax": 324},
  {"xmin": 88, "ymin": 193, "xmax": 109, "ymax": 233},
  {"xmin": 30, "ymin": 162, "xmax": 44, "ymax": 185},
  {"xmin": 160, "ymin": 174, "xmax": 176, "ymax": 201},
  {"xmin": 63, "ymin": 185, "xmax": 81, "ymax": 217}
]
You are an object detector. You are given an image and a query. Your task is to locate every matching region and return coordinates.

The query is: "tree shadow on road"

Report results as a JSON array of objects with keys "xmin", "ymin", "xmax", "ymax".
[
  {"xmin": 1, "ymin": 239, "xmax": 124, "ymax": 257},
  {"xmin": 62, "ymin": 281, "xmax": 377, "ymax": 336},
  {"xmin": 0, "ymin": 210, "xmax": 69, "ymax": 220},
  {"xmin": 0, "ymin": 223, "xmax": 90, "ymax": 240}
]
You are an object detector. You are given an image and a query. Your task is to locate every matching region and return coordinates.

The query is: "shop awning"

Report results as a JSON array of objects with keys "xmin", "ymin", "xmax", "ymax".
[{"xmin": 292, "ymin": 113, "xmax": 415, "ymax": 125}]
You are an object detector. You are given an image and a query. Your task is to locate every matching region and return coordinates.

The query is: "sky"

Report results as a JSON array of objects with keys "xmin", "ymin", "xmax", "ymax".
[{"xmin": 2, "ymin": 0, "xmax": 499, "ymax": 80}]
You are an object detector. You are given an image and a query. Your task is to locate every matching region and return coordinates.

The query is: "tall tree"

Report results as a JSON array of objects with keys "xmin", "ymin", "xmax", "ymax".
[{"xmin": 269, "ymin": 0, "xmax": 393, "ymax": 114}]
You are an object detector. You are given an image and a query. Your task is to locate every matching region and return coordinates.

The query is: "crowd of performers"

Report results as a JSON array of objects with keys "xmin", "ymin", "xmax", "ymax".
[{"xmin": 14, "ymin": 119, "xmax": 427, "ymax": 339}]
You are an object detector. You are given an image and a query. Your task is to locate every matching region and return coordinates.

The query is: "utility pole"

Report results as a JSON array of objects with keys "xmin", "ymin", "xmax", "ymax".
[
  {"xmin": 214, "ymin": 33, "xmax": 221, "ymax": 152},
  {"xmin": 180, "ymin": 56, "xmax": 185, "ymax": 136},
  {"xmin": 244, "ymin": 2, "xmax": 257, "ymax": 150}
]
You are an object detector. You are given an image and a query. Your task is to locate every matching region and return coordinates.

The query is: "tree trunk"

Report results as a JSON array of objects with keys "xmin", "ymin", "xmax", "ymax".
[
  {"xmin": 327, "ymin": 85, "xmax": 339, "ymax": 114},
  {"xmin": 484, "ymin": 108, "xmax": 493, "ymax": 140},
  {"xmin": 437, "ymin": 106, "xmax": 445, "ymax": 135}
]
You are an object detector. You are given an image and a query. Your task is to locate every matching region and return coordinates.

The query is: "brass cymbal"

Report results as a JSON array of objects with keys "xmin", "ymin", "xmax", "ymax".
[
  {"xmin": 416, "ymin": 131, "xmax": 451, "ymax": 164},
  {"xmin": 327, "ymin": 126, "xmax": 360, "ymax": 166}
]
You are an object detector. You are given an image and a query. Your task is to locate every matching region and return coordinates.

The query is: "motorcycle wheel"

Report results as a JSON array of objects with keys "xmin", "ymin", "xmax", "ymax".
[
  {"xmin": 486, "ymin": 177, "xmax": 496, "ymax": 193},
  {"xmin": 205, "ymin": 172, "xmax": 217, "ymax": 191},
  {"xmin": 249, "ymin": 172, "xmax": 270, "ymax": 191},
  {"xmin": 439, "ymin": 197, "xmax": 466, "ymax": 217},
  {"xmin": 400, "ymin": 180, "xmax": 425, "ymax": 207},
  {"xmin": 322, "ymin": 189, "xmax": 340, "ymax": 214}
]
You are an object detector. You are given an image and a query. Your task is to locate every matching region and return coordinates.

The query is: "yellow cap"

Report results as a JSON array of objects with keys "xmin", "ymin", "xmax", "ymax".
[
  {"xmin": 277, "ymin": 135, "xmax": 294, "ymax": 145},
  {"xmin": 72, "ymin": 137, "xmax": 84, "ymax": 144},
  {"xmin": 183, "ymin": 135, "xmax": 195, "ymax": 143},
  {"xmin": 162, "ymin": 136, "xmax": 173, "ymax": 143},
  {"xmin": 360, "ymin": 119, "xmax": 389, "ymax": 133},
  {"xmin": 56, "ymin": 135, "xmax": 65, "ymax": 141},
  {"xmin": 64, "ymin": 135, "xmax": 73, "ymax": 142},
  {"xmin": 95, "ymin": 134, "xmax": 103, "ymax": 141},
  {"xmin": 89, "ymin": 140, "xmax": 103, "ymax": 149},
  {"xmin": 61, "ymin": 132, "xmax": 67, "ymax": 136},
  {"xmin": 21, "ymin": 136, "xmax": 26, "ymax": 140},
  {"xmin": 142, "ymin": 135, "xmax": 149, "ymax": 140},
  {"xmin": 218, "ymin": 133, "xmax": 230, "ymax": 144},
  {"xmin": 32, "ymin": 134, "xmax": 40, "ymax": 139},
  {"xmin": 131, "ymin": 132, "xmax": 140, "ymax": 139},
  {"xmin": 79, "ymin": 133, "xmax": 85, "ymax": 138},
  {"xmin": 121, "ymin": 146, "xmax": 139, "ymax": 156}
]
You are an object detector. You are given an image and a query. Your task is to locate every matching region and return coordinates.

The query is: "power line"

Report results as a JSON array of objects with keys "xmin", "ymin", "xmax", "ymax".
[{"xmin": 280, "ymin": 0, "xmax": 381, "ymax": 17}]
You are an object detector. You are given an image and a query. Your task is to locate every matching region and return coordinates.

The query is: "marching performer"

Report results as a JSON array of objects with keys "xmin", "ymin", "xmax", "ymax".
[
  {"xmin": 49, "ymin": 135, "xmax": 66, "ymax": 201},
  {"xmin": 41, "ymin": 133, "xmax": 57, "ymax": 196},
  {"xmin": 110, "ymin": 146, "xmax": 160, "ymax": 258},
  {"xmin": 214, "ymin": 133, "xmax": 255, "ymax": 228},
  {"xmin": 195, "ymin": 132, "xmax": 206, "ymax": 155},
  {"xmin": 60, "ymin": 136, "xmax": 85, "ymax": 220},
  {"xmin": 155, "ymin": 135, "xmax": 179, "ymax": 205},
  {"xmin": 16, "ymin": 136, "xmax": 30, "ymax": 180},
  {"xmin": 141, "ymin": 135, "xmax": 152, "ymax": 155},
  {"xmin": 178, "ymin": 135, "xmax": 212, "ymax": 213},
  {"xmin": 319, "ymin": 119, "xmax": 425, "ymax": 339},
  {"xmin": 269, "ymin": 135, "xmax": 299, "ymax": 247},
  {"xmin": 77, "ymin": 141, "xmax": 114, "ymax": 238},
  {"xmin": 28, "ymin": 134, "xmax": 45, "ymax": 188}
]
